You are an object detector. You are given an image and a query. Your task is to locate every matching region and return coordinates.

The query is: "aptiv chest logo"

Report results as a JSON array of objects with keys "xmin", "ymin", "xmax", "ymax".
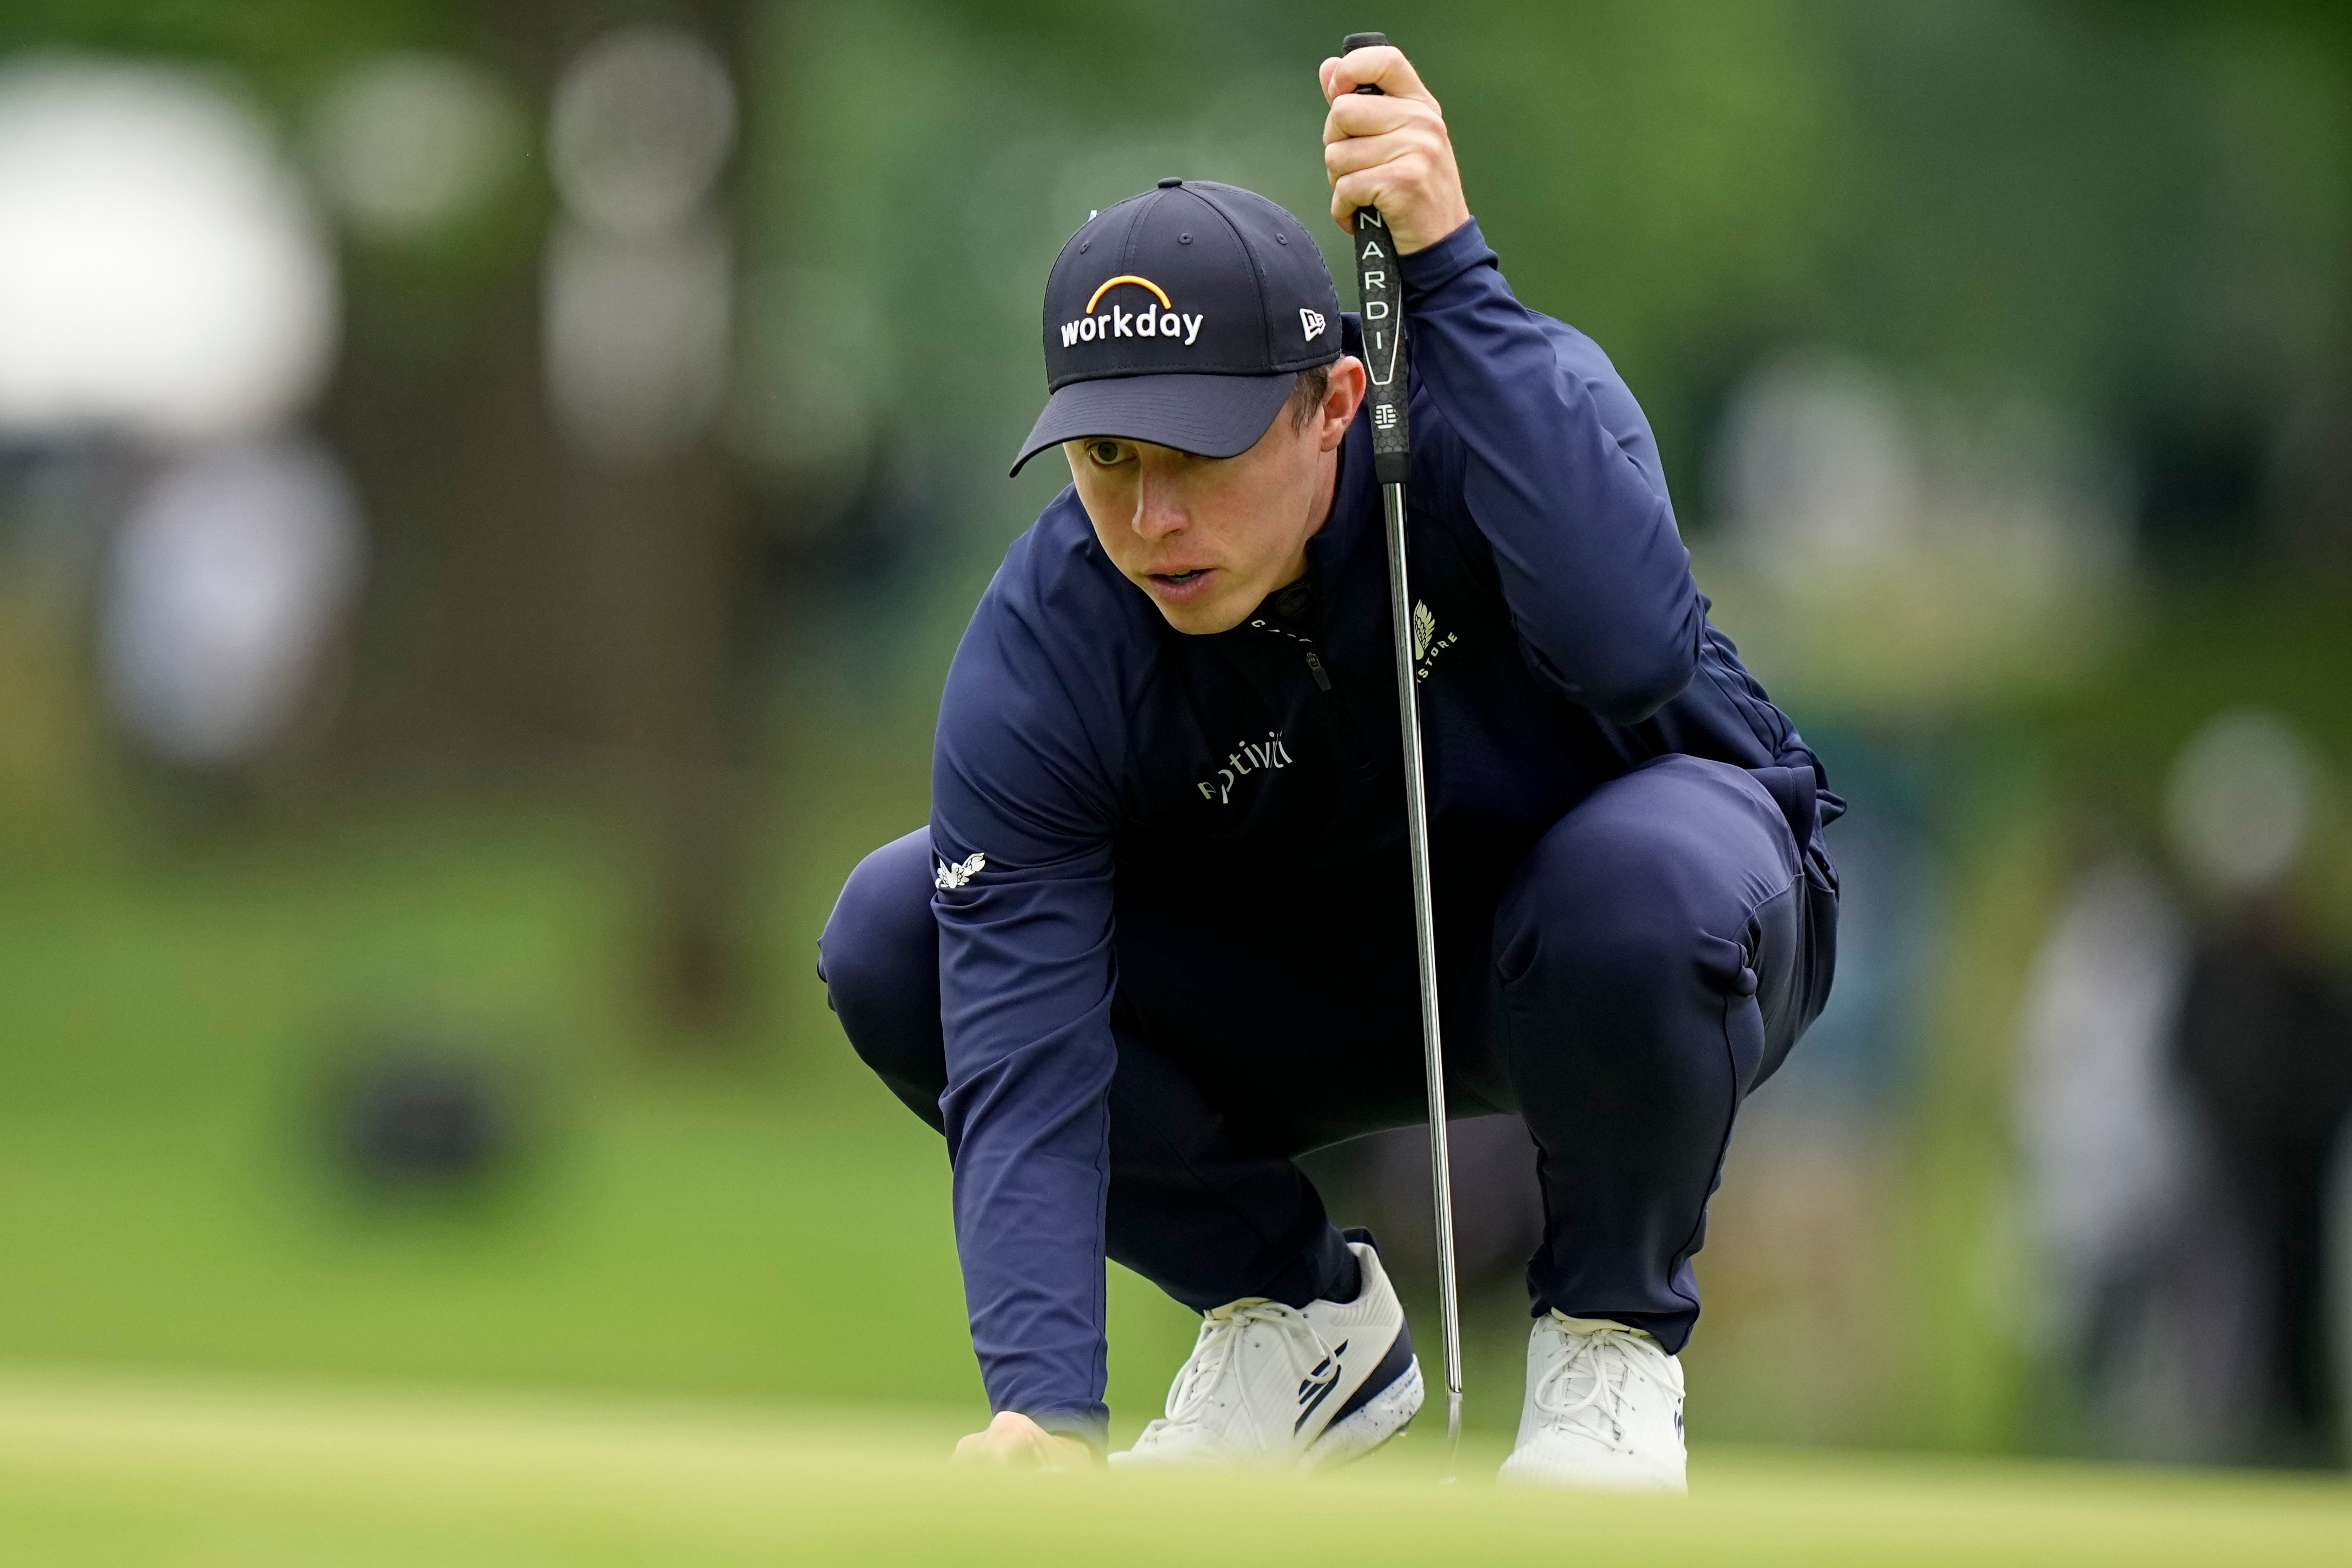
[
  {"xmin": 1413, "ymin": 601, "xmax": 1459, "ymax": 682},
  {"xmin": 1061, "ymin": 275, "xmax": 1205, "ymax": 348},
  {"xmin": 1196, "ymin": 729, "xmax": 1293, "ymax": 806}
]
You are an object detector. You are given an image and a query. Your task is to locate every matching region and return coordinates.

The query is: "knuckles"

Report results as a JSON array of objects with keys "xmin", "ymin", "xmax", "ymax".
[
  {"xmin": 1317, "ymin": 54, "xmax": 1459, "ymax": 232},
  {"xmin": 1325, "ymin": 94, "xmax": 1439, "ymax": 134}
]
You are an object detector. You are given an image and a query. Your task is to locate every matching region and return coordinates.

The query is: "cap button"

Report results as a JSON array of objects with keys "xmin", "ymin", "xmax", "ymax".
[{"xmin": 1156, "ymin": 176, "xmax": 1182, "ymax": 188}]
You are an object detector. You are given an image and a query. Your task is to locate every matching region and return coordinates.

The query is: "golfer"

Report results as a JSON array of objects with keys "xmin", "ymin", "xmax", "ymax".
[{"xmin": 819, "ymin": 42, "xmax": 1839, "ymax": 1490}]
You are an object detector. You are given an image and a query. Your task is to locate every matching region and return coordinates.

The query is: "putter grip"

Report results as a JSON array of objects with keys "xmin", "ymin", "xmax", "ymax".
[{"xmin": 1342, "ymin": 32, "xmax": 1409, "ymax": 483}]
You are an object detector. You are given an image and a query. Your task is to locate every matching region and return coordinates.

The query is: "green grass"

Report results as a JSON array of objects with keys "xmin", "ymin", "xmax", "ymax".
[
  {"xmin": 2, "ymin": 1365, "xmax": 2347, "ymax": 1567},
  {"xmin": 0, "ymin": 786, "xmax": 1181, "ymax": 1420}
]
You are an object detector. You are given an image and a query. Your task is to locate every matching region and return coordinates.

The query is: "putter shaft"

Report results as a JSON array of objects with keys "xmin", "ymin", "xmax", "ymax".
[
  {"xmin": 1381, "ymin": 480, "xmax": 1465, "ymax": 1467},
  {"xmin": 1346, "ymin": 27, "xmax": 1463, "ymax": 1476}
]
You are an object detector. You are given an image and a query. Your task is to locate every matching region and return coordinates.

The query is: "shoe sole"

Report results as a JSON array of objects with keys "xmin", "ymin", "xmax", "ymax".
[{"xmin": 1300, "ymin": 1355, "xmax": 1423, "ymax": 1471}]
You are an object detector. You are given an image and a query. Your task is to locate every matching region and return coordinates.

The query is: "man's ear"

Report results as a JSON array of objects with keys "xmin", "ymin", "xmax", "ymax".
[{"xmin": 1321, "ymin": 356, "xmax": 1368, "ymax": 450}]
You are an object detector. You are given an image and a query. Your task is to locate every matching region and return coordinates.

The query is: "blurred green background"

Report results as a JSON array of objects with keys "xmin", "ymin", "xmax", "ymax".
[{"xmin": 3, "ymin": 0, "xmax": 2351, "ymax": 1479}]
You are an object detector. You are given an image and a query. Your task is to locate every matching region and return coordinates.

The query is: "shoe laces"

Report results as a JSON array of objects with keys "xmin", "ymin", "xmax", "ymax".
[
  {"xmin": 1161, "ymin": 1299, "xmax": 1339, "ymax": 1427},
  {"xmin": 1530, "ymin": 1321, "xmax": 1651, "ymax": 1449}
]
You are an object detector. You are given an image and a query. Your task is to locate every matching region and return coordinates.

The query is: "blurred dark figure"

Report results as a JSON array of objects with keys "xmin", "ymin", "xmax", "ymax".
[
  {"xmin": 329, "ymin": 1038, "xmax": 520, "ymax": 1196},
  {"xmin": 2018, "ymin": 712, "xmax": 2352, "ymax": 1465},
  {"xmin": 2161, "ymin": 711, "xmax": 2352, "ymax": 1464},
  {"xmin": 2174, "ymin": 911, "xmax": 2352, "ymax": 1464}
]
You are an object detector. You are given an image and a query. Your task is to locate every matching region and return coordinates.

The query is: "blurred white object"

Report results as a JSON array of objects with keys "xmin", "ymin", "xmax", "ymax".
[
  {"xmin": 544, "ymin": 219, "xmax": 731, "ymax": 469},
  {"xmin": 1700, "ymin": 351, "xmax": 2129, "ymax": 710},
  {"xmin": 310, "ymin": 52, "xmax": 525, "ymax": 241},
  {"xmin": 0, "ymin": 58, "xmax": 334, "ymax": 442},
  {"xmin": 543, "ymin": 23, "xmax": 735, "ymax": 470},
  {"xmin": 548, "ymin": 23, "xmax": 735, "ymax": 235},
  {"xmin": 101, "ymin": 437, "xmax": 365, "ymax": 768},
  {"xmin": 1713, "ymin": 355, "xmax": 1923, "ymax": 564},
  {"xmin": 2164, "ymin": 710, "xmax": 2317, "ymax": 901},
  {"xmin": 2014, "ymin": 857, "xmax": 2194, "ymax": 1349}
]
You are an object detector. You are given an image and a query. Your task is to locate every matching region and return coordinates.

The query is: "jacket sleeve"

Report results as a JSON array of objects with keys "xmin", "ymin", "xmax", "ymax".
[
  {"xmin": 1400, "ymin": 220, "xmax": 1702, "ymax": 722},
  {"xmin": 927, "ymin": 561, "xmax": 1123, "ymax": 1445}
]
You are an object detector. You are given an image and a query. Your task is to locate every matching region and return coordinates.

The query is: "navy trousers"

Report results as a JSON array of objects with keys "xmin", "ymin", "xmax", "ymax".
[{"xmin": 820, "ymin": 755, "xmax": 1835, "ymax": 1354}]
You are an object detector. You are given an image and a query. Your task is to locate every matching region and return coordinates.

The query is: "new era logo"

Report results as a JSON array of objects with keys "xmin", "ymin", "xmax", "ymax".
[{"xmin": 1300, "ymin": 308, "xmax": 1326, "ymax": 341}]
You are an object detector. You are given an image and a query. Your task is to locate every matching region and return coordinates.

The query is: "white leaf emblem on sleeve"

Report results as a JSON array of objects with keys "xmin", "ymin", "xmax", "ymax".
[
  {"xmin": 935, "ymin": 852, "xmax": 986, "ymax": 891},
  {"xmin": 1413, "ymin": 601, "xmax": 1436, "ymax": 663}
]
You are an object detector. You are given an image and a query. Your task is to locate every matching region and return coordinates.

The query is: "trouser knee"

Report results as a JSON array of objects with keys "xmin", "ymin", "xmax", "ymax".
[
  {"xmin": 1494, "ymin": 759, "xmax": 1796, "ymax": 1084},
  {"xmin": 1496, "ymin": 841, "xmax": 1736, "ymax": 1070},
  {"xmin": 818, "ymin": 828, "xmax": 946, "ymax": 1127}
]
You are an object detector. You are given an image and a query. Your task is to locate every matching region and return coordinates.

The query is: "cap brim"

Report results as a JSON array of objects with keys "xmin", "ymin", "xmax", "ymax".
[{"xmin": 1009, "ymin": 371, "xmax": 1297, "ymax": 477}]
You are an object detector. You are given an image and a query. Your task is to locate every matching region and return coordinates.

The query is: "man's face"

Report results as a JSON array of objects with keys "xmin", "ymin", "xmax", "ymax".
[{"xmin": 1065, "ymin": 357, "xmax": 1367, "ymax": 635}]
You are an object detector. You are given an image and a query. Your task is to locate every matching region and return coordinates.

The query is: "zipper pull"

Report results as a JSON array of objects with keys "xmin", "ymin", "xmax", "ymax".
[{"xmin": 1304, "ymin": 652, "xmax": 1333, "ymax": 692}]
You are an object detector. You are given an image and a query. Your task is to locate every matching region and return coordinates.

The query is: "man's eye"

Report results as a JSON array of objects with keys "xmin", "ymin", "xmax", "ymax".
[{"xmin": 1088, "ymin": 442, "xmax": 1127, "ymax": 466}]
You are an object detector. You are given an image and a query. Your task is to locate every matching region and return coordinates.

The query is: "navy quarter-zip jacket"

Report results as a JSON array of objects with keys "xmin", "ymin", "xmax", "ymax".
[{"xmin": 927, "ymin": 218, "xmax": 1837, "ymax": 1431}]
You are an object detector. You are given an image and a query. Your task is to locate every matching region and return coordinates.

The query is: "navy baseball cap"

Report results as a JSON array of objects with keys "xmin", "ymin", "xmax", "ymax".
[{"xmin": 1010, "ymin": 178, "xmax": 1344, "ymax": 477}]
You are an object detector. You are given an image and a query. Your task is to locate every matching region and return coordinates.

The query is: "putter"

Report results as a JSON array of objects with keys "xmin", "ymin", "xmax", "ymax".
[{"xmin": 1342, "ymin": 29, "xmax": 1465, "ymax": 1475}]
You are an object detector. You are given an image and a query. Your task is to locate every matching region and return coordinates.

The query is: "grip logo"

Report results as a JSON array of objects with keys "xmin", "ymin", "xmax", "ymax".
[{"xmin": 1061, "ymin": 275, "xmax": 1205, "ymax": 348}]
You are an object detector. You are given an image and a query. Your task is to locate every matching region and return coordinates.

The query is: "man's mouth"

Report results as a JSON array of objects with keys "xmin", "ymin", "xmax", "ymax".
[{"xmin": 1145, "ymin": 566, "xmax": 1219, "ymax": 602}]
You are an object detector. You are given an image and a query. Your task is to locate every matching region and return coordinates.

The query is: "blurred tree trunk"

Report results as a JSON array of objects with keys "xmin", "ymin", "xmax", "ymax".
[{"xmin": 319, "ymin": 0, "xmax": 764, "ymax": 1042}]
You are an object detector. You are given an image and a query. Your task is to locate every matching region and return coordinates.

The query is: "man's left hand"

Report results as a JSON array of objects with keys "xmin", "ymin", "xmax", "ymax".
[{"xmin": 1319, "ymin": 42, "xmax": 1472, "ymax": 255}]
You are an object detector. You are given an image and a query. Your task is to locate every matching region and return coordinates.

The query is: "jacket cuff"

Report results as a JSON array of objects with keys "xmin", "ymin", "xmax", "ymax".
[
  {"xmin": 1399, "ymin": 216, "xmax": 1493, "ymax": 304},
  {"xmin": 1025, "ymin": 1405, "xmax": 1110, "ymax": 1455}
]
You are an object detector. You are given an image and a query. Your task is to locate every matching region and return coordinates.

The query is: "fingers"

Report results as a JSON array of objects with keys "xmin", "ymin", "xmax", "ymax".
[
  {"xmin": 953, "ymin": 1411, "xmax": 1043, "ymax": 1465},
  {"xmin": 1321, "ymin": 90, "xmax": 1446, "ymax": 209},
  {"xmin": 1322, "ymin": 112, "xmax": 1445, "ymax": 231},
  {"xmin": 1324, "ymin": 123, "xmax": 1435, "ymax": 181},
  {"xmin": 1315, "ymin": 40, "xmax": 1466, "ymax": 249},
  {"xmin": 1317, "ymin": 44, "xmax": 1434, "ymax": 107},
  {"xmin": 1321, "ymin": 85, "xmax": 1440, "ymax": 146},
  {"xmin": 1327, "ymin": 157, "xmax": 1440, "ymax": 235}
]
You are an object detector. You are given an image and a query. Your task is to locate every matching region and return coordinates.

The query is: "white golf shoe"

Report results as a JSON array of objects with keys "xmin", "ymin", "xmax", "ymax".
[
  {"xmin": 1499, "ymin": 1312, "xmax": 1688, "ymax": 1493},
  {"xmin": 1111, "ymin": 1238, "xmax": 1422, "ymax": 1471}
]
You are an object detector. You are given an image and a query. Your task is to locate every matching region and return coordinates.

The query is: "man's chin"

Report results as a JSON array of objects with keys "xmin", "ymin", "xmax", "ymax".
[
  {"xmin": 1150, "ymin": 593, "xmax": 1253, "ymax": 636},
  {"xmin": 1138, "ymin": 576, "xmax": 1253, "ymax": 635}
]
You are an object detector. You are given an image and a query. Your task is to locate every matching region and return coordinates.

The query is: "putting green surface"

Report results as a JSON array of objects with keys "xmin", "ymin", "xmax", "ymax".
[{"xmin": 2, "ymin": 1367, "xmax": 2347, "ymax": 1567}]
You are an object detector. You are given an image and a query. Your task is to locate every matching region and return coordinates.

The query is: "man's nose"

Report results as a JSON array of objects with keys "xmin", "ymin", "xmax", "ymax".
[{"xmin": 1130, "ymin": 459, "xmax": 1187, "ymax": 540}]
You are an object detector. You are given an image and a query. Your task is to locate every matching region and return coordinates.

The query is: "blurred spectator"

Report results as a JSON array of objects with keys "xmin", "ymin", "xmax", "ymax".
[
  {"xmin": 2015, "ymin": 852, "xmax": 2208, "ymax": 1456},
  {"xmin": 2167, "ymin": 715, "xmax": 2352, "ymax": 1464},
  {"xmin": 98, "ymin": 436, "xmax": 364, "ymax": 778},
  {"xmin": 0, "ymin": 58, "xmax": 359, "ymax": 798},
  {"xmin": 2019, "ymin": 713, "xmax": 2352, "ymax": 1464}
]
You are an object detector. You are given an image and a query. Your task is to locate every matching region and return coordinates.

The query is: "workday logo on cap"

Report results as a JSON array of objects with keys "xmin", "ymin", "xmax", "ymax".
[
  {"xmin": 1060, "ymin": 275, "xmax": 1205, "ymax": 348},
  {"xmin": 1011, "ymin": 178, "xmax": 1346, "ymax": 476}
]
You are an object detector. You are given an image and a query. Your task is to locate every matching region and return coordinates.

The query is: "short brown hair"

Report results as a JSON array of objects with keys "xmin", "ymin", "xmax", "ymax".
[{"xmin": 1286, "ymin": 363, "xmax": 1333, "ymax": 431}]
